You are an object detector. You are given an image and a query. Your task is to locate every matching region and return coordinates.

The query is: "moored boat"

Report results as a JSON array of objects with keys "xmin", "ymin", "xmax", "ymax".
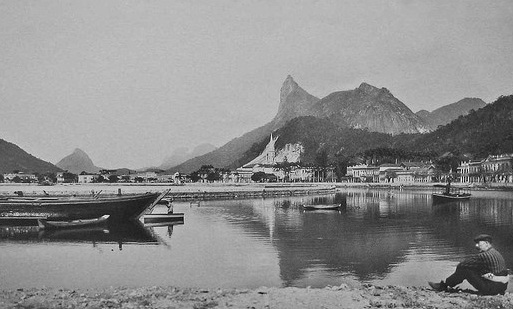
[
  {"xmin": 0, "ymin": 192, "xmax": 164, "ymax": 222},
  {"xmin": 432, "ymin": 183, "xmax": 471, "ymax": 203},
  {"xmin": 38, "ymin": 214, "xmax": 110, "ymax": 229},
  {"xmin": 302, "ymin": 204, "xmax": 342, "ymax": 211}
]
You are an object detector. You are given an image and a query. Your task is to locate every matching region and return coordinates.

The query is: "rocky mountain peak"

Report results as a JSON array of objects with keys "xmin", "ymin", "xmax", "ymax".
[
  {"xmin": 280, "ymin": 75, "xmax": 299, "ymax": 103},
  {"xmin": 358, "ymin": 82, "xmax": 378, "ymax": 92},
  {"xmin": 310, "ymin": 82, "xmax": 428, "ymax": 135},
  {"xmin": 273, "ymin": 75, "xmax": 320, "ymax": 128},
  {"xmin": 357, "ymin": 82, "xmax": 391, "ymax": 97},
  {"xmin": 72, "ymin": 148, "xmax": 88, "ymax": 157}
]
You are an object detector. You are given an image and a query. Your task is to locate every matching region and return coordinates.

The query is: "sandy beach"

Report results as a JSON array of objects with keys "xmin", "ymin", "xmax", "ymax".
[{"xmin": 2, "ymin": 284, "xmax": 513, "ymax": 309}]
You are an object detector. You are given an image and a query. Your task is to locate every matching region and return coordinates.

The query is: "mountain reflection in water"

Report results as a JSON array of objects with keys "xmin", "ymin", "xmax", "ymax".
[{"xmin": 210, "ymin": 189, "xmax": 513, "ymax": 290}]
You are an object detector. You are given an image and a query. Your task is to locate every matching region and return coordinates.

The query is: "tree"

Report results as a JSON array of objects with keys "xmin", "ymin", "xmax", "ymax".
[
  {"xmin": 385, "ymin": 171, "xmax": 397, "ymax": 182},
  {"xmin": 275, "ymin": 158, "xmax": 292, "ymax": 182},
  {"xmin": 251, "ymin": 171, "xmax": 267, "ymax": 182},
  {"xmin": 63, "ymin": 172, "xmax": 77, "ymax": 183},
  {"xmin": 189, "ymin": 172, "xmax": 201, "ymax": 182},
  {"xmin": 121, "ymin": 175, "xmax": 131, "ymax": 182},
  {"xmin": 206, "ymin": 172, "xmax": 220, "ymax": 182},
  {"xmin": 314, "ymin": 149, "xmax": 329, "ymax": 182},
  {"xmin": 0, "ymin": 174, "xmax": 3, "ymax": 182},
  {"xmin": 108, "ymin": 175, "xmax": 119, "ymax": 183},
  {"xmin": 12, "ymin": 176, "xmax": 21, "ymax": 183}
]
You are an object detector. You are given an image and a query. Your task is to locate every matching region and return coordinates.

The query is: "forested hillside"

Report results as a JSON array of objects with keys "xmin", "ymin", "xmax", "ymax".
[
  {"xmin": 406, "ymin": 95, "xmax": 513, "ymax": 158},
  {"xmin": 237, "ymin": 95, "xmax": 513, "ymax": 169}
]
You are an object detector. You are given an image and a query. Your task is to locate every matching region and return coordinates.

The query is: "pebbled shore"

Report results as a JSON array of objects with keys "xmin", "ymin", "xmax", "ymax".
[{"xmin": 1, "ymin": 284, "xmax": 513, "ymax": 309}]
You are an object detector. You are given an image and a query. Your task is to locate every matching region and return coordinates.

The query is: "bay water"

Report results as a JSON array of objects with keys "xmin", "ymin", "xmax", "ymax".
[{"xmin": 1, "ymin": 187, "xmax": 512, "ymax": 292}]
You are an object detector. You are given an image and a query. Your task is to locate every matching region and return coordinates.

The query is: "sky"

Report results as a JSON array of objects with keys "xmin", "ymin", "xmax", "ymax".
[{"xmin": 1, "ymin": 0, "xmax": 512, "ymax": 169}]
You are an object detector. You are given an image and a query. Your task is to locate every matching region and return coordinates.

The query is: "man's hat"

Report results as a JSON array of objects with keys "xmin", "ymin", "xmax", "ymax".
[{"xmin": 473, "ymin": 234, "xmax": 493, "ymax": 243}]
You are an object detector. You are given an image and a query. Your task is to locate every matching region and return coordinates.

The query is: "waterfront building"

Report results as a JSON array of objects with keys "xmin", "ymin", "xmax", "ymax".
[
  {"xmin": 378, "ymin": 164, "xmax": 403, "ymax": 183},
  {"xmin": 481, "ymin": 154, "xmax": 513, "ymax": 183},
  {"xmin": 78, "ymin": 173, "xmax": 96, "ymax": 183},
  {"xmin": 346, "ymin": 164, "xmax": 380, "ymax": 182},
  {"xmin": 56, "ymin": 172, "xmax": 65, "ymax": 183},
  {"xmin": 457, "ymin": 160, "xmax": 483, "ymax": 183},
  {"xmin": 3, "ymin": 172, "xmax": 37, "ymax": 183},
  {"xmin": 458, "ymin": 154, "xmax": 513, "ymax": 183}
]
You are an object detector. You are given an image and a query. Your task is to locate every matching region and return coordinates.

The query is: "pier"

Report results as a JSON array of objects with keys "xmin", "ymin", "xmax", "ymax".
[{"xmin": 165, "ymin": 184, "xmax": 337, "ymax": 201}]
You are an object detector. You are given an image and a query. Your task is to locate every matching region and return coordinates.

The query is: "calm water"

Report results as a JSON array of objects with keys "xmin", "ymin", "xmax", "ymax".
[{"xmin": 1, "ymin": 187, "xmax": 513, "ymax": 292}]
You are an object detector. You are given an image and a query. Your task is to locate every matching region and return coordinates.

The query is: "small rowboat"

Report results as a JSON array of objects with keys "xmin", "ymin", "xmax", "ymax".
[
  {"xmin": 302, "ymin": 204, "xmax": 341, "ymax": 211},
  {"xmin": 38, "ymin": 214, "xmax": 110, "ymax": 229}
]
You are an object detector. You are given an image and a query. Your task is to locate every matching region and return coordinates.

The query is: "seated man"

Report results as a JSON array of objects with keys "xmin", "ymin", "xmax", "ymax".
[{"xmin": 429, "ymin": 234, "xmax": 509, "ymax": 295}]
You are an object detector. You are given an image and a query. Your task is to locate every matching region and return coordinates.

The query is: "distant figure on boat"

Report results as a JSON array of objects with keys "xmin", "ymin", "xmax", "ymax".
[
  {"xmin": 14, "ymin": 191, "xmax": 23, "ymax": 197},
  {"xmin": 167, "ymin": 198, "xmax": 174, "ymax": 214}
]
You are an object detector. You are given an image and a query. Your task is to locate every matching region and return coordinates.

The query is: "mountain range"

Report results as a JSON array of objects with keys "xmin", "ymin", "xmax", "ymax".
[
  {"xmin": 170, "ymin": 76, "xmax": 487, "ymax": 173},
  {"xmin": 0, "ymin": 76, "xmax": 502, "ymax": 174}
]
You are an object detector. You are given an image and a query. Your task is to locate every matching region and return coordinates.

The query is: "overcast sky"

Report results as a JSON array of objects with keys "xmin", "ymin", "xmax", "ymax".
[{"xmin": 1, "ymin": 0, "xmax": 512, "ymax": 169}]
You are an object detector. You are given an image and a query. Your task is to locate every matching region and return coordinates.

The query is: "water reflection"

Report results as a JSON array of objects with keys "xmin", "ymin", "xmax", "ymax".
[
  {"xmin": 0, "ymin": 220, "xmax": 183, "ymax": 247},
  {"xmin": 207, "ymin": 188, "xmax": 513, "ymax": 289}
]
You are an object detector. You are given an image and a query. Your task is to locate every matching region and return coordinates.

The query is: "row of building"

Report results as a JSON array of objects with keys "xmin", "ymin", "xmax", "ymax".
[
  {"xmin": 457, "ymin": 154, "xmax": 513, "ymax": 183},
  {"xmin": 345, "ymin": 153, "xmax": 513, "ymax": 184},
  {"xmin": 345, "ymin": 162, "xmax": 436, "ymax": 183}
]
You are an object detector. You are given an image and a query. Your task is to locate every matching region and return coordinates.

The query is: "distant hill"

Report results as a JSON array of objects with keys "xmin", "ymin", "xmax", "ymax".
[
  {"xmin": 159, "ymin": 143, "xmax": 217, "ymax": 170},
  {"xmin": 405, "ymin": 95, "xmax": 513, "ymax": 158},
  {"xmin": 0, "ymin": 139, "xmax": 62, "ymax": 174},
  {"xmin": 310, "ymin": 83, "xmax": 429, "ymax": 135},
  {"xmin": 416, "ymin": 98, "xmax": 487, "ymax": 130},
  {"xmin": 55, "ymin": 148, "xmax": 101, "ymax": 174}
]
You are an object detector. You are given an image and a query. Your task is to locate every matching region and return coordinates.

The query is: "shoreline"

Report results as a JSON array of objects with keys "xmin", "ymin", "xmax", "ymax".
[{"xmin": 2, "ymin": 284, "xmax": 512, "ymax": 309}]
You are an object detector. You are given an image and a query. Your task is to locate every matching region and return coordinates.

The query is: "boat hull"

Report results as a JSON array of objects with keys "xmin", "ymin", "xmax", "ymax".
[
  {"xmin": 0, "ymin": 192, "xmax": 160, "ymax": 222},
  {"xmin": 303, "ymin": 204, "xmax": 341, "ymax": 211},
  {"xmin": 143, "ymin": 213, "xmax": 184, "ymax": 224},
  {"xmin": 432, "ymin": 193, "xmax": 471, "ymax": 203}
]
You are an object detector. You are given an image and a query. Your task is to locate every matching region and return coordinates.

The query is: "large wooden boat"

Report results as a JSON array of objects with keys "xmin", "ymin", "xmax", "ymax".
[
  {"xmin": 0, "ymin": 192, "xmax": 164, "ymax": 222},
  {"xmin": 38, "ymin": 214, "xmax": 110, "ymax": 229},
  {"xmin": 432, "ymin": 183, "xmax": 471, "ymax": 203}
]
